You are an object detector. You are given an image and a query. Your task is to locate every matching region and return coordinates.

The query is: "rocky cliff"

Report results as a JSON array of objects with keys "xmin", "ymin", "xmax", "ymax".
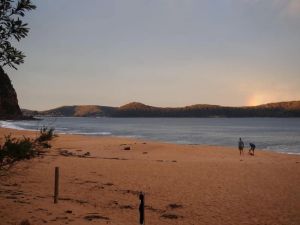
[{"xmin": 0, "ymin": 67, "xmax": 22, "ymax": 119}]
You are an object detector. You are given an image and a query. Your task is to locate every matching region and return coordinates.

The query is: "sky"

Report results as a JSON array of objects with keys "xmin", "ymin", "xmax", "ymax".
[{"xmin": 6, "ymin": 0, "xmax": 300, "ymax": 110}]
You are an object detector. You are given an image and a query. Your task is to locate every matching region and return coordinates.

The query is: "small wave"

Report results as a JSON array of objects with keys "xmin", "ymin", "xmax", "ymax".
[
  {"xmin": 264, "ymin": 145, "xmax": 300, "ymax": 153},
  {"xmin": 0, "ymin": 121, "xmax": 27, "ymax": 130},
  {"xmin": 58, "ymin": 131, "xmax": 112, "ymax": 136},
  {"xmin": 285, "ymin": 152, "xmax": 300, "ymax": 155},
  {"xmin": 117, "ymin": 135, "xmax": 143, "ymax": 139},
  {"xmin": 174, "ymin": 140, "xmax": 193, "ymax": 144},
  {"xmin": 57, "ymin": 127, "xmax": 68, "ymax": 130},
  {"xmin": 79, "ymin": 132, "xmax": 112, "ymax": 135}
]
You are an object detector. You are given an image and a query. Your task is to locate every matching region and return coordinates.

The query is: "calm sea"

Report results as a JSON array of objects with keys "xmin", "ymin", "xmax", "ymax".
[{"xmin": 1, "ymin": 117, "xmax": 300, "ymax": 154}]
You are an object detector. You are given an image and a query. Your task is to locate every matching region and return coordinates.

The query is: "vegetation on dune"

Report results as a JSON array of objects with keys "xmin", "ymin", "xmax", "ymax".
[
  {"xmin": 0, "ymin": 135, "xmax": 35, "ymax": 165},
  {"xmin": 0, "ymin": 126, "xmax": 56, "ymax": 168},
  {"xmin": 35, "ymin": 126, "xmax": 56, "ymax": 143}
]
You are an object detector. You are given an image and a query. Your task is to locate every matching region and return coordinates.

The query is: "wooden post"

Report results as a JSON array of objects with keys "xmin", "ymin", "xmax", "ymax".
[
  {"xmin": 139, "ymin": 192, "xmax": 145, "ymax": 225},
  {"xmin": 54, "ymin": 167, "xmax": 59, "ymax": 204}
]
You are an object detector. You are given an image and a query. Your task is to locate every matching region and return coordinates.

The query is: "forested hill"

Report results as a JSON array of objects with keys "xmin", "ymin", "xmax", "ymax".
[{"xmin": 22, "ymin": 101, "xmax": 300, "ymax": 117}]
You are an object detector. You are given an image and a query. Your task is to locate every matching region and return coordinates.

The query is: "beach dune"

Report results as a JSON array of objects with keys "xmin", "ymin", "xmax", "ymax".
[{"xmin": 0, "ymin": 127, "xmax": 299, "ymax": 225}]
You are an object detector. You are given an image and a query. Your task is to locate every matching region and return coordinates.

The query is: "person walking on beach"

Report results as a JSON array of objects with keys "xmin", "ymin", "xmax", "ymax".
[
  {"xmin": 238, "ymin": 138, "xmax": 244, "ymax": 156},
  {"xmin": 249, "ymin": 143, "xmax": 256, "ymax": 156}
]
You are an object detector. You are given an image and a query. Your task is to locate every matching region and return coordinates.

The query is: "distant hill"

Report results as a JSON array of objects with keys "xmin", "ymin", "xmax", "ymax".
[
  {"xmin": 22, "ymin": 101, "xmax": 300, "ymax": 118},
  {"xmin": 22, "ymin": 105, "xmax": 115, "ymax": 117}
]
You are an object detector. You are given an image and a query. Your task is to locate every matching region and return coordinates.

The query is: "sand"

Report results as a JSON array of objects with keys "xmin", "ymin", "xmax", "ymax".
[{"xmin": 0, "ymin": 127, "xmax": 299, "ymax": 225}]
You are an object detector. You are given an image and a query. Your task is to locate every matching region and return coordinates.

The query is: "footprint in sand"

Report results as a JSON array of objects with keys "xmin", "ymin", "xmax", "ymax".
[
  {"xmin": 168, "ymin": 203, "xmax": 183, "ymax": 209},
  {"xmin": 161, "ymin": 213, "xmax": 183, "ymax": 219},
  {"xmin": 83, "ymin": 214, "xmax": 109, "ymax": 221}
]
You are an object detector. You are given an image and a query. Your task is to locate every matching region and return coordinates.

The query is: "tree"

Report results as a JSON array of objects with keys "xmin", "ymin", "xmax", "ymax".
[{"xmin": 0, "ymin": 0, "xmax": 36, "ymax": 69}]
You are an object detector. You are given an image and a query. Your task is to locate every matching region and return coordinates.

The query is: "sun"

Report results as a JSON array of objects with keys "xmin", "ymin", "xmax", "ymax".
[{"xmin": 247, "ymin": 94, "xmax": 268, "ymax": 106}]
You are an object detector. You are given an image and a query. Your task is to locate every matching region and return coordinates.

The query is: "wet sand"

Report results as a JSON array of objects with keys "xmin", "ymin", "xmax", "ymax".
[{"xmin": 0, "ymin": 127, "xmax": 299, "ymax": 225}]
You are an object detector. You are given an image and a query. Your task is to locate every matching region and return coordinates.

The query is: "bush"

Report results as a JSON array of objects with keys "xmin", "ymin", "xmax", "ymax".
[
  {"xmin": 0, "ymin": 126, "xmax": 57, "ymax": 168},
  {"xmin": 0, "ymin": 135, "xmax": 36, "ymax": 166},
  {"xmin": 36, "ymin": 126, "xmax": 56, "ymax": 143}
]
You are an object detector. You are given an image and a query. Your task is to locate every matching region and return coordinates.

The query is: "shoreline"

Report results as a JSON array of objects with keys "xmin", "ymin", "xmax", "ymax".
[
  {"xmin": 0, "ymin": 127, "xmax": 300, "ymax": 225},
  {"xmin": 1, "ymin": 123, "xmax": 300, "ymax": 156}
]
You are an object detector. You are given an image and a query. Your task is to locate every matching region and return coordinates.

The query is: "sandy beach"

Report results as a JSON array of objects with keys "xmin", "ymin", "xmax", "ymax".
[{"xmin": 0, "ymin": 127, "xmax": 299, "ymax": 225}]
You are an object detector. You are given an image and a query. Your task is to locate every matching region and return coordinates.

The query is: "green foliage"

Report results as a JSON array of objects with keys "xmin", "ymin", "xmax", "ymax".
[
  {"xmin": 36, "ymin": 126, "xmax": 56, "ymax": 143},
  {"xmin": 0, "ymin": 126, "xmax": 56, "ymax": 167},
  {"xmin": 0, "ymin": 0, "xmax": 36, "ymax": 69},
  {"xmin": 0, "ymin": 134, "xmax": 35, "ymax": 165}
]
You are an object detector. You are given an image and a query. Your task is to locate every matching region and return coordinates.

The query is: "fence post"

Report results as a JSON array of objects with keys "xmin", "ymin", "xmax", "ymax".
[
  {"xmin": 139, "ymin": 192, "xmax": 145, "ymax": 225},
  {"xmin": 54, "ymin": 167, "xmax": 59, "ymax": 204}
]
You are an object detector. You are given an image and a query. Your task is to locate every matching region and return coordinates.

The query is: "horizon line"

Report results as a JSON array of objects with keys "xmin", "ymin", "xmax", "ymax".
[{"xmin": 21, "ymin": 100, "xmax": 300, "ymax": 111}]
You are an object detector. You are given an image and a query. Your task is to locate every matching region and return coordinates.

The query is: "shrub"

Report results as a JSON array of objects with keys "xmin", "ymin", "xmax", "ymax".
[
  {"xmin": 0, "ymin": 126, "xmax": 57, "ymax": 168},
  {"xmin": 36, "ymin": 126, "xmax": 56, "ymax": 143},
  {"xmin": 0, "ymin": 135, "xmax": 36, "ymax": 166}
]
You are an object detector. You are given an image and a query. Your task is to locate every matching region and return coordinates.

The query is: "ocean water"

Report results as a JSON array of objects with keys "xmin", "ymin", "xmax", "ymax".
[{"xmin": 1, "ymin": 117, "xmax": 300, "ymax": 154}]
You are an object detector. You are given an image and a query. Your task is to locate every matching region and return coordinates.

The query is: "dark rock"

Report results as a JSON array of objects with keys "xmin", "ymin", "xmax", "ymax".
[
  {"xmin": 119, "ymin": 205, "xmax": 134, "ymax": 209},
  {"xmin": 83, "ymin": 152, "xmax": 90, "ymax": 156},
  {"xmin": 59, "ymin": 150, "xmax": 74, "ymax": 157},
  {"xmin": 161, "ymin": 213, "xmax": 183, "ymax": 219},
  {"xmin": 123, "ymin": 146, "xmax": 131, "ymax": 150},
  {"xmin": 0, "ymin": 66, "xmax": 22, "ymax": 119}
]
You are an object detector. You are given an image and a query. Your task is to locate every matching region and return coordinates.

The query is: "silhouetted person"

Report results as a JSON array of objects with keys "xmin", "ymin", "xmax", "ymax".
[
  {"xmin": 238, "ymin": 137, "xmax": 244, "ymax": 156},
  {"xmin": 249, "ymin": 143, "xmax": 256, "ymax": 156}
]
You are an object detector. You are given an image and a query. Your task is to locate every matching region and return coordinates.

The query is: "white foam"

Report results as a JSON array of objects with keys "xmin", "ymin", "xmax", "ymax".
[
  {"xmin": 285, "ymin": 152, "xmax": 300, "ymax": 156},
  {"xmin": 117, "ymin": 135, "xmax": 143, "ymax": 139},
  {"xmin": 60, "ymin": 131, "xmax": 112, "ymax": 136},
  {"xmin": 58, "ymin": 128, "xmax": 68, "ymax": 130},
  {"xmin": 81, "ymin": 132, "xmax": 112, "ymax": 135},
  {"xmin": 0, "ymin": 121, "xmax": 26, "ymax": 130}
]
